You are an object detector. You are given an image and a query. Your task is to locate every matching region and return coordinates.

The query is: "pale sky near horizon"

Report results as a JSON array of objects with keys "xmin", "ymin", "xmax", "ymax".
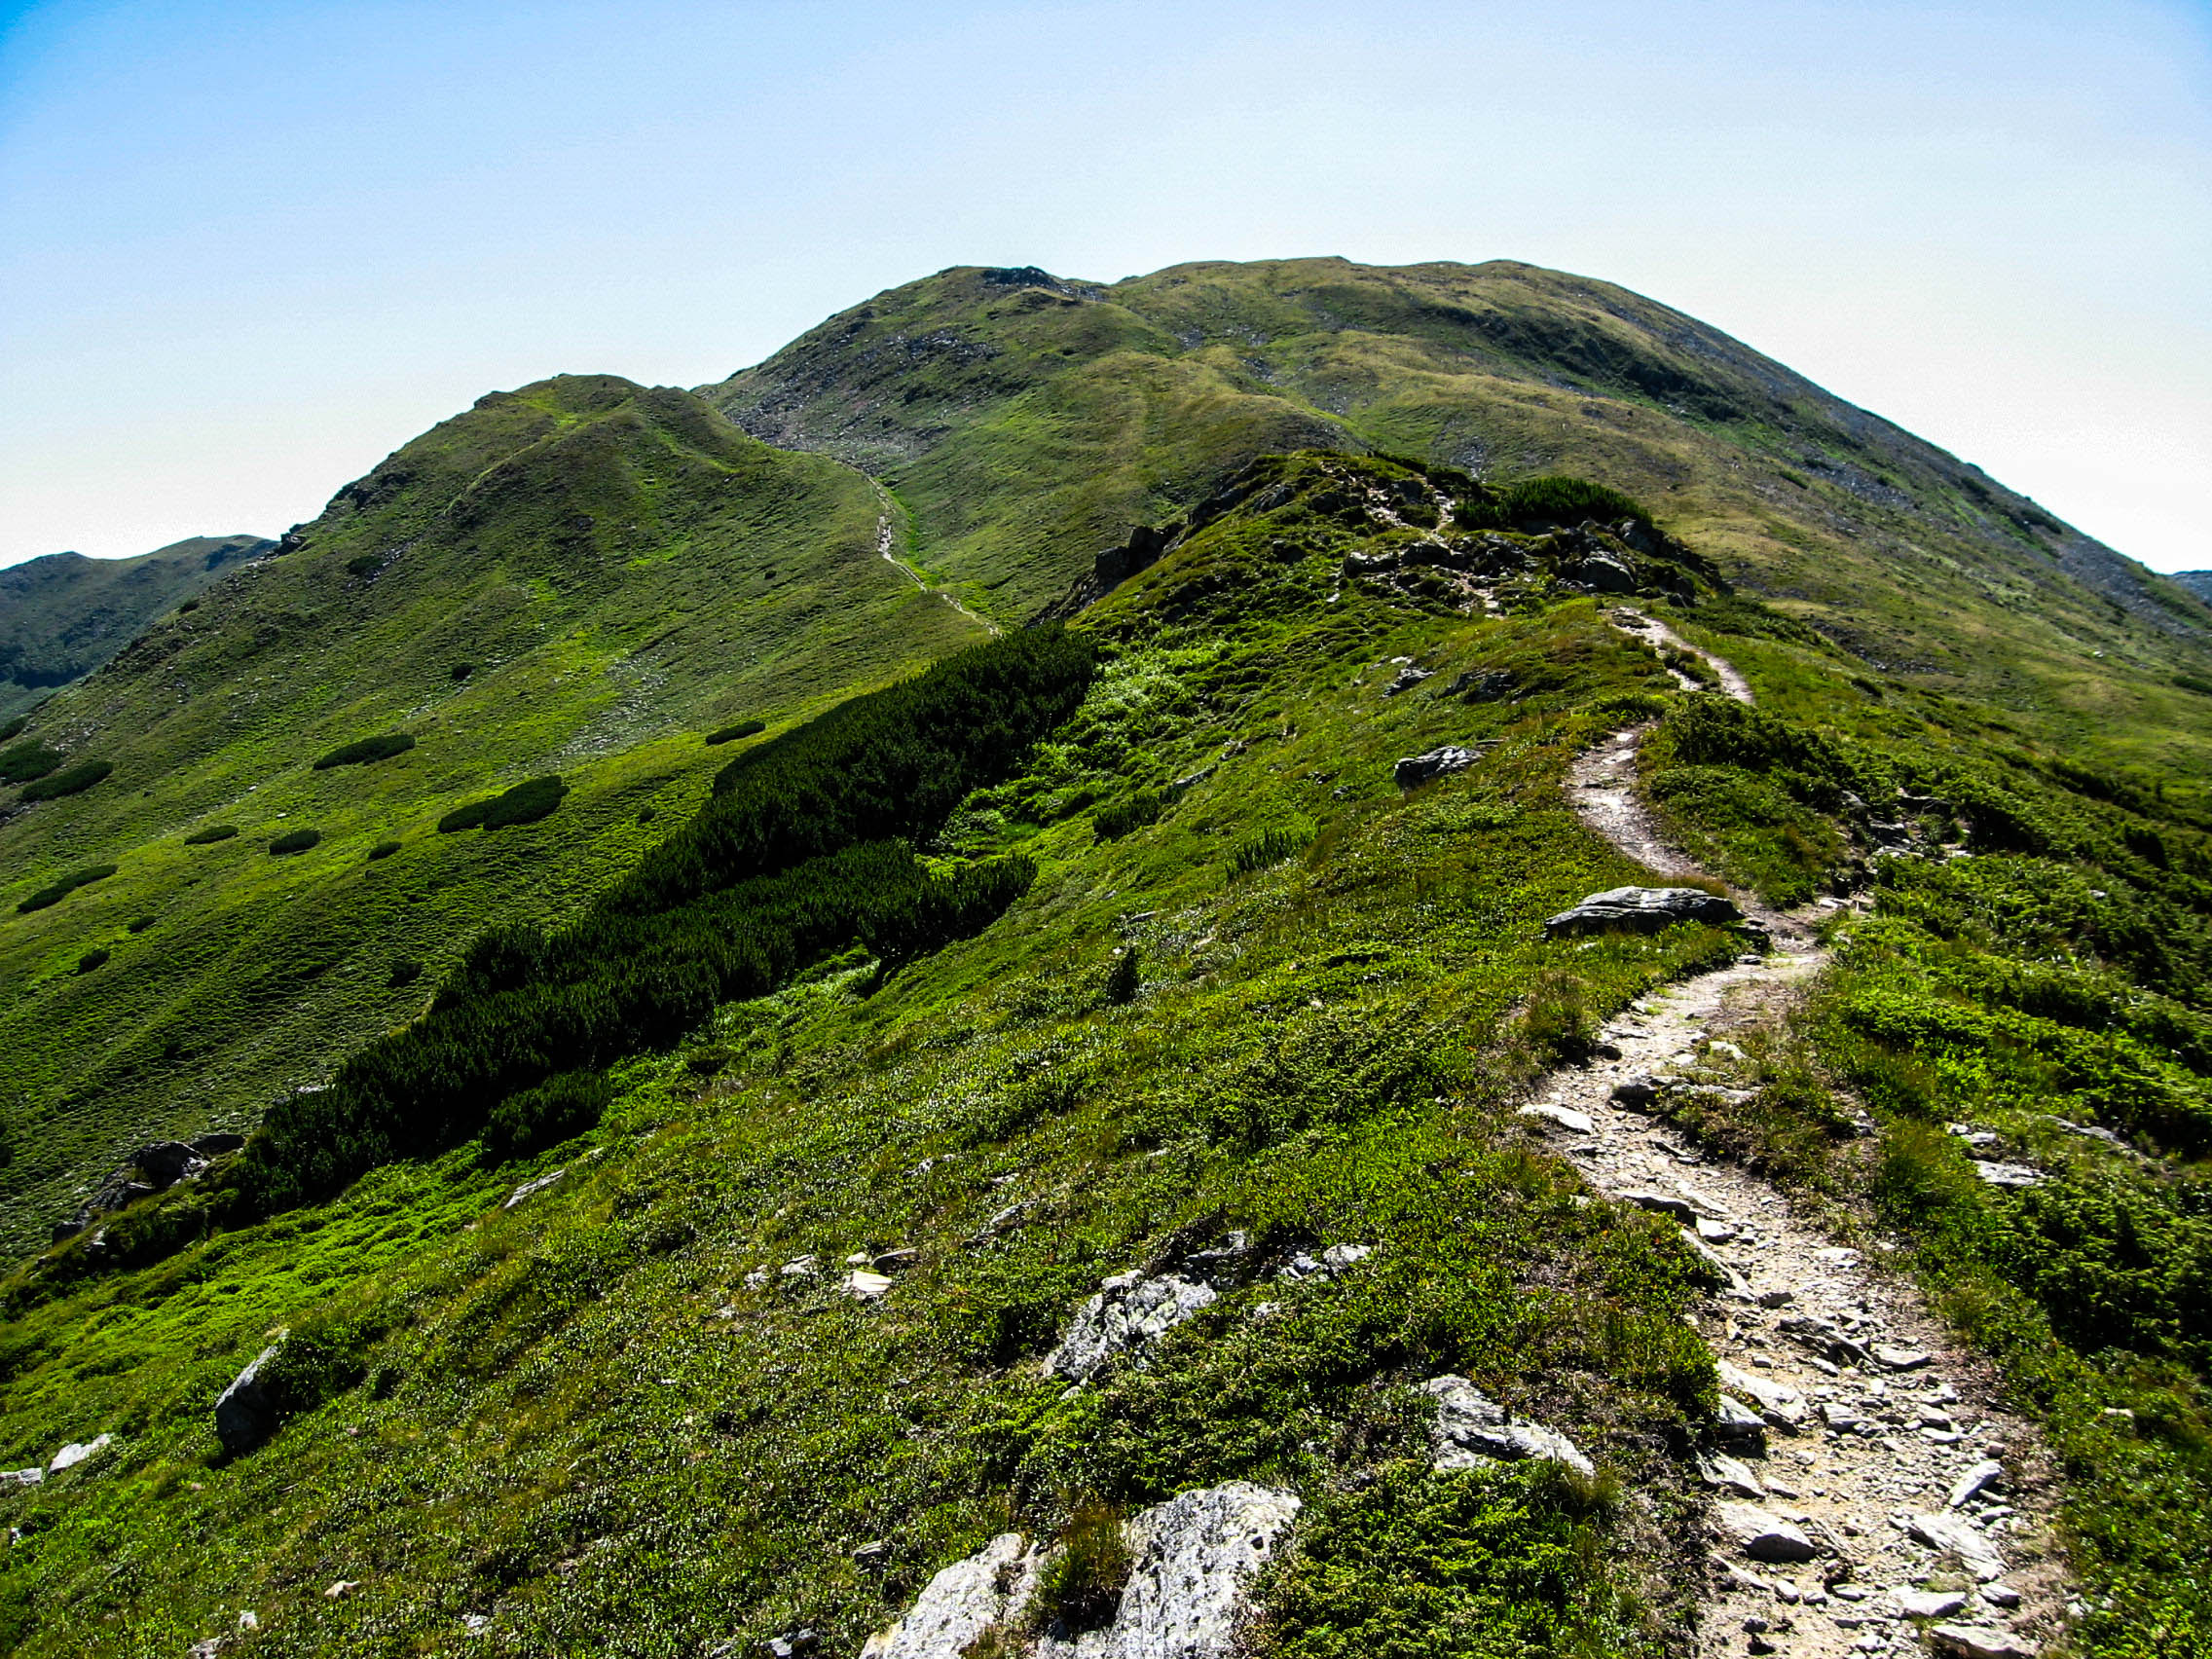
[{"xmin": 2, "ymin": 1, "xmax": 2207, "ymax": 572}]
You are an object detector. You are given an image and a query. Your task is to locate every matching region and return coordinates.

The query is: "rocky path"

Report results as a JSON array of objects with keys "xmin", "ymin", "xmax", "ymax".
[
  {"xmin": 1526, "ymin": 622, "xmax": 2068, "ymax": 1659},
  {"xmin": 868, "ymin": 490, "xmax": 1000, "ymax": 636}
]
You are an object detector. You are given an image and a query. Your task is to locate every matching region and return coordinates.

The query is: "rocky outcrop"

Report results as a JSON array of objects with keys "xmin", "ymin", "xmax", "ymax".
[
  {"xmin": 52, "ymin": 1130, "xmax": 248, "ymax": 1241},
  {"xmin": 1541, "ymin": 885, "xmax": 1740, "ymax": 937},
  {"xmin": 214, "ymin": 1345, "xmax": 280, "ymax": 1456},
  {"xmin": 1393, "ymin": 745, "xmax": 1486, "ymax": 789},
  {"xmin": 859, "ymin": 1482, "xmax": 1300, "ymax": 1659},
  {"xmin": 1044, "ymin": 1272, "xmax": 1218, "ymax": 1382},
  {"xmin": 1422, "ymin": 1375, "xmax": 1593, "ymax": 1477}
]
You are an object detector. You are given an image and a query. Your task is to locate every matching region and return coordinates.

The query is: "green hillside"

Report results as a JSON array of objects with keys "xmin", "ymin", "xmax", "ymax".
[
  {"xmin": 0, "ymin": 260, "xmax": 2208, "ymax": 1658},
  {"xmin": 708, "ymin": 259, "xmax": 2212, "ymax": 778},
  {"xmin": 0, "ymin": 374, "xmax": 983, "ymax": 1253},
  {"xmin": 0, "ymin": 535, "xmax": 274, "ymax": 719}
]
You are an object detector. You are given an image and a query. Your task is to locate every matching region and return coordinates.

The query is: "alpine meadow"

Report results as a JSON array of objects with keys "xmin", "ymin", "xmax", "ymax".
[{"xmin": 1, "ymin": 258, "xmax": 2208, "ymax": 1659}]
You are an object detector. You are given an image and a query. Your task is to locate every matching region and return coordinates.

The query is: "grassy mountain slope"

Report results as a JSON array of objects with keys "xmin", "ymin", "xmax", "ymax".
[
  {"xmin": 707, "ymin": 259, "xmax": 2212, "ymax": 777},
  {"xmin": 0, "ymin": 374, "xmax": 983, "ymax": 1253},
  {"xmin": 0, "ymin": 535, "xmax": 274, "ymax": 719},
  {"xmin": 1, "ymin": 450, "xmax": 2206, "ymax": 1655}
]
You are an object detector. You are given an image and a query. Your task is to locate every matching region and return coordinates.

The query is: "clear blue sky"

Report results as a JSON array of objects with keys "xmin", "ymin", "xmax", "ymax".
[{"xmin": 3, "ymin": 0, "xmax": 2207, "ymax": 571}]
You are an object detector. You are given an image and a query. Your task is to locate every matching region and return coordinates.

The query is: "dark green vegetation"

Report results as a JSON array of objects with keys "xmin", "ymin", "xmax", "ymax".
[
  {"xmin": 436, "ymin": 776, "xmax": 568, "ymax": 833},
  {"xmin": 268, "ymin": 830, "xmax": 321, "ymax": 856},
  {"xmin": 0, "ymin": 741, "xmax": 60, "ymax": 784},
  {"xmin": 0, "ymin": 535, "xmax": 272, "ymax": 719},
  {"xmin": 0, "ymin": 373, "xmax": 984, "ymax": 1252},
  {"xmin": 313, "ymin": 733, "xmax": 416, "ymax": 770},
  {"xmin": 0, "ymin": 258, "xmax": 2207, "ymax": 1656},
  {"xmin": 182, "ymin": 824, "xmax": 239, "ymax": 845},
  {"xmin": 15, "ymin": 865, "xmax": 116, "ymax": 914},
  {"xmin": 704, "ymin": 718, "xmax": 766, "ymax": 745},
  {"xmin": 18, "ymin": 759, "xmax": 110, "ymax": 801}
]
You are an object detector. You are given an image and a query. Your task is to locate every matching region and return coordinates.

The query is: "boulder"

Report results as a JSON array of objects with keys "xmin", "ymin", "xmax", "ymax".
[
  {"xmin": 1714, "ymin": 1502, "xmax": 1821, "ymax": 1563},
  {"xmin": 1382, "ymin": 665, "xmax": 1433, "ymax": 696},
  {"xmin": 130, "ymin": 1141, "xmax": 205, "ymax": 1186},
  {"xmin": 191, "ymin": 1132, "xmax": 248, "ymax": 1158},
  {"xmin": 1045, "ymin": 1272, "xmax": 1218, "ymax": 1381},
  {"xmin": 1393, "ymin": 746, "xmax": 1485, "ymax": 789},
  {"xmin": 1946, "ymin": 1458, "xmax": 2004, "ymax": 1511},
  {"xmin": 1716, "ymin": 1362, "xmax": 1805, "ymax": 1427},
  {"xmin": 1069, "ymin": 1482, "xmax": 1300, "ymax": 1659},
  {"xmin": 215, "ymin": 1345, "xmax": 280, "ymax": 1456},
  {"xmin": 1422, "ymin": 1374, "xmax": 1594, "ymax": 1477},
  {"xmin": 47, "ymin": 1433, "xmax": 112, "ymax": 1473},
  {"xmin": 1697, "ymin": 1453, "xmax": 1765, "ymax": 1497},
  {"xmin": 1543, "ymin": 886, "xmax": 1741, "ymax": 938},
  {"xmin": 1908, "ymin": 1511, "xmax": 2006, "ymax": 1581},
  {"xmin": 1972, "ymin": 1161, "xmax": 2042, "ymax": 1190},
  {"xmin": 1897, "ymin": 1590, "xmax": 1971, "ymax": 1618},
  {"xmin": 1928, "ymin": 1626, "xmax": 2037, "ymax": 1659},
  {"xmin": 1518, "ymin": 1104, "xmax": 1595, "ymax": 1135}
]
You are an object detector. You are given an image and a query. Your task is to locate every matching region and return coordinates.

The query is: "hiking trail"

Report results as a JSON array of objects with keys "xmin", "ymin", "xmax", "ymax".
[{"xmin": 1525, "ymin": 612, "xmax": 2069, "ymax": 1659}]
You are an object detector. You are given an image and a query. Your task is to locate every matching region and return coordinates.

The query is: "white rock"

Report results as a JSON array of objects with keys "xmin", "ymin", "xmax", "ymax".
[
  {"xmin": 1422, "ymin": 1375, "xmax": 1594, "ymax": 1477},
  {"xmin": 1908, "ymin": 1511, "xmax": 2006, "ymax": 1580},
  {"xmin": 48, "ymin": 1433, "xmax": 113, "ymax": 1473},
  {"xmin": 1979, "ymin": 1584, "xmax": 2022, "ymax": 1608},
  {"xmin": 846, "ymin": 1270, "xmax": 894, "ymax": 1302},
  {"xmin": 1717, "ymin": 1362, "xmax": 1806, "ymax": 1426},
  {"xmin": 860, "ymin": 1531, "xmax": 1040, "ymax": 1659},
  {"xmin": 1045, "ymin": 1272, "xmax": 1218, "ymax": 1381},
  {"xmin": 1281, "ymin": 1243, "xmax": 1373, "ymax": 1280},
  {"xmin": 1873, "ymin": 1344, "xmax": 1933, "ymax": 1371},
  {"xmin": 1946, "ymin": 1459, "xmax": 2004, "ymax": 1510},
  {"xmin": 1896, "ymin": 1589, "xmax": 1970, "ymax": 1617},
  {"xmin": 0, "ymin": 1467, "xmax": 42, "ymax": 1487},
  {"xmin": 1971, "ymin": 1161, "xmax": 2042, "ymax": 1190},
  {"xmin": 779, "ymin": 1255, "xmax": 820, "ymax": 1279},
  {"xmin": 1696, "ymin": 1453, "xmax": 1765, "ymax": 1497},
  {"xmin": 1517, "ymin": 1104, "xmax": 1595, "ymax": 1135},
  {"xmin": 1713, "ymin": 1502, "xmax": 1820, "ymax": 1563},
  {"xmin": 1695, "ymin": 1216, "xmax": 1738, "ymax": 1243},
  {"xmin": 1068, "ymin": 1481, "xmax": 1302, "ymax": 1659},
  {"xmin": 503, "ymin": 1167, "xmax": 565, "ymax": 1209},
  {"xmin": 1927, "ymin": 1625, "xmax": 2038, "ymax": 1659}
]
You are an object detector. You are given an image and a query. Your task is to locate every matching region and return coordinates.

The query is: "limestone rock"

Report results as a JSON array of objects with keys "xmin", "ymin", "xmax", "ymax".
[
  {"xmin": 846, "ymin": 1270, "xmax": 894, "ymax": 1302},
  {"xmin": 1946, "ymin": 1459, "xmax": 2005, "ymax": 1511},
  {"xmin": 1393, "ymin": 746, "xmax": 1484, "ymax": 789},
  {"xmin": 1928, "ymin": 1626, "xmax": 2038, "ymax": 1659},
  {"xmin": 1714, "ymin": 1502, "xmax": 1820, "ymax": 1563},
  {"xmin": 47, "ymin": 1433, "xmax": 112, "ymax": 1473},
  {"xmin": 1697, "ymin": 1453, "xmax": 1765, "ymax": 1497},
  {"xmin": 1045, "ymin": 1272, "xmax": 1217, "ymax": 1381},
  {"xmin": 1518, "ymin": 1103, "xmax": 1595, "ymax": 1135},
  {"xmin": 1543, "ymin": 886, "xmax": 1740, "ymax": 938},
  {"xmin": 215, "ymin": 1345, "xmax": 280, "ymax": 1456},
  {"xmin": 1057, "ymin": 1481, "xmax": 1302, "ymax": 1659},
  {"xmin": 1971, "ymin": 1161, "xmax": 2042, "ymax": 1190},
  {"xmin": 1908, "ymin": 1511, "xmax": 2006, "ymax": 1580},
  {"xmin": 1422, "ymin": 1374, "xmax": 1594, "ymax": 1477},
  {"xmin": 1716, "ymin": 1362, "xmax": 1805, "ymax": 1427},
  {"xmin": 859, "ymin": 1532, "xmax": 1040, "ymax": 1659},
  {"xmin": 1896, "ymin": 1589, "xmax": 1971, "ymax": 1618}
]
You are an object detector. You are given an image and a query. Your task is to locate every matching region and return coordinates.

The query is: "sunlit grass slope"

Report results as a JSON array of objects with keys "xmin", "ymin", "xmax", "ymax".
[
  {"xmin": 0, "ymin": 375, "xmax": 983, "ymax": 1252},
  {"xmin": 706, "ymin": 258, "xmax": 2212, "ymax": 778}
]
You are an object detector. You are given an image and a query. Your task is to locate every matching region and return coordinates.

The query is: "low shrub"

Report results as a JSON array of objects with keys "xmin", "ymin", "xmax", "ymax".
[
  {"xmin": 76, "ymin": 948, "xmax": 110, "ymax": 975},
  {"xmin": 1232, "ymin": 822, "xmax": 1313, "ymax": 874},
  {"xmin": 482, "ymin": 1071, "xmax": 612, "ymax": 1162},
  {"xmin": 268, "ymin": 830, "xmax": 321, "ymax": 855},
  {"xmin": 704, "ymin": 719, "xmax": 766, "ymax": 746},
  {"xmin": 17, "ymin": 865, "xmax": 118, "ymax": 913},
  {"xmin": 21, "ymin": 760, "xmax": 112, "ymax": 801},
  {"xmin": 451, "ymin": 662, "xmax": 473, "ymax": 680},
  {"xmin": 439, "ymin": 776, "xmax": 567, "ymax": 832},
  {"xmin": 1094, "ymin": 791, "xmax": 1164, "ymax": 841},
  {"xmin": 313, "ymin": 733, "xmax": 415, "ymax": 770},
  {"xmin": 1104, "ymin": 946, "xmax": 1141, "ymax": 1006},
  {"xmin": 126, "ymin": 916, "xmax": 156, "ymax": 935},
  {"xmin": 0, "ymin": 717, "xmax": 25, "ymax": 742},
  {"xmin": 387, "ymin": 959, "xmax": 422, "ymax": 989},
  {"xmin": 0, "ymin": 741, "xmax": 60, "ymax": 784},
  {"xmin": 344, "ymin": 555, "xmax": 382, "ymax": 578},
  {"xmin": 184, "ymin": 825, "xmax": 240, "ymax": 845},
  {"xmin": 1032, "ymin": 1503, "xmax": 1130, "ymax": 1635},
  {"xmin": 1522, "ymin": 968, "xmax": 1597, "ymax": 1062},
  {"xmin": 366, "ymin": 840, "xmax": 401, "ymax": 861},
  {"xmin": 257, "ymin": 1313, "xmax": 373, "ymax": 1424}
]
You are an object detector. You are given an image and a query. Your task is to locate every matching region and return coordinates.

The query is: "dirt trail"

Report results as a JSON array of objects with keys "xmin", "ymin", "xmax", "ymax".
[
  {"xmin": 1530, "ymin": 620, "xmax": 2068, "ymax": 1659},
  {"xmin": 868, "ymin": 487, "xmax": 1000, "ymax": 637}
]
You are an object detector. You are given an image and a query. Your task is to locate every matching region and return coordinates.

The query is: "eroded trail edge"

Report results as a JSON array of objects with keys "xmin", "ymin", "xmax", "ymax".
[{"xmin": 1533, "ymin": 616, "xmax": 2069, "ymax": 1659}]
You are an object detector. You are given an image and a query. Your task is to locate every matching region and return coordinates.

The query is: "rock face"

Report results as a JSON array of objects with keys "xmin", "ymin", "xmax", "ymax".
[
  {"xmin": 214, "ymin": 1345, "xmax": 280, "ymax": 1456},
  {"xmin": 1044, "ymin": 1272, "xmax": 1218, "ymax": 1382},
  {"xmin": 1421, "ymin": 1374, "xmax": 1594, "ymax": 1477},
  {"xmin": 1393, "ymin": 745, "xmax": 1484, "ymax": 789},
  {"xmin": 860, "ymin": 1531, "xmax": 1039, "ymax": 1659},
  {"xmin": 52, "ymin": 1129, "xmax": 247, "ymax": 1239},
  {"xmin": 1542, "ymin": 885, "xmax": 1741, "ymax": 937},
  {"xmin": 860, "ymin": 1482, "xmax": 1300, "ymax": 1659}
]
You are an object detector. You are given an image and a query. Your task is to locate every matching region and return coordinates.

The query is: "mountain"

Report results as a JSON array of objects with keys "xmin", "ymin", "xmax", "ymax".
[
  {"xmin": 0, "ymin": 260, "xmax": 2208, "ymax": 1658},
  {"xmin": 2176, "ymin": 570, "xmax": 2212, "ymax": 605},
  {"xmin": 0, "ymin": 535, "xmax": 273, "ymax": 718},
  {"xmin": 708, "ymin": 260, "xmax": 2212, "ymax": 771},
  {"xmin": 0, "ymin": 373, "xmax": 983, "ymax": 1254}
]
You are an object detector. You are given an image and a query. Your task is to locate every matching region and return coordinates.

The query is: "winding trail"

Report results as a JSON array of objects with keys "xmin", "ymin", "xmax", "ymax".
[
  {"xmin": 867, "ymin": 484, "xmax": 1000, "ymax": 637},
  {"xmin": 1529, "ymin": 614, "xmax": 2068, "ymax": 1659}
]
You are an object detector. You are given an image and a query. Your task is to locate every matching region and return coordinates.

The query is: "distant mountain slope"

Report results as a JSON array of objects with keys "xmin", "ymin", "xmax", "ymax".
[
  {"xmin": 0, "ymin": 374, "xmax": 982, "ymax": 1251},
  {"xmin": 0, "ymin": 535, "xmax": 273, "ymax": 718},
  {"xmin": 2176, "ymin": 571, "xmax": 2212, "ymax": 605},
  {"xmin": 706, "ymin": 259, "xmax": 2212, "ymax": 768}
]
